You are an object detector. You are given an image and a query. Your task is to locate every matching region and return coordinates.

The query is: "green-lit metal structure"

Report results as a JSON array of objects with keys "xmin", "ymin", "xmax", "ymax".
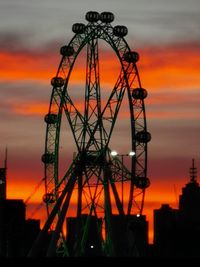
[{"xmin": 28, "ymin": 11, "xmax": 151, "ymax": 257}]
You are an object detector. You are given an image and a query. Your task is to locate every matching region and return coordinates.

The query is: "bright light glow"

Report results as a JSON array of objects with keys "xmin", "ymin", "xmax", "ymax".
[
  {"xmin": 90, "ymin": 245, "xmax": 94, "ymax": 249},
  {"xmin": 111, "ymin": 150, "xmax": 118, "ymax": 156},
  {"xmin": 136, "ymin": 214, "xmax": 140, "ymax": 217},
  {"xmin": 129, "ymin": 151, "xmax": 136, "ymax": 156}
]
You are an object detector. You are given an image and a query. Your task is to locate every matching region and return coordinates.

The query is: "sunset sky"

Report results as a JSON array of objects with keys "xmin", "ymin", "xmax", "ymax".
[{"xmin": 0, "ymin": 0, "xmax": 200, "ymax": 243}]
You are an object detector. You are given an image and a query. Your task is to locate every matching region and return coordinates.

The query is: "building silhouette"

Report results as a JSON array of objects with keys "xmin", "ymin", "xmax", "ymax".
[
  {"xmin": 154, "ymin": 159, "xmax": 200, "ymax": 258},
  {"xmin": 0, "ymin": 198, "xmax": 26, "ymax": 257},
  {"xmin": 66, "ymin": 213, "xmax": 149, "ymax": 257},
  {"xmin": 0, "ymin": 151, "xmax": 41, "ymax": 257},
  {"xmin": 24, "ymin": 219, "xmax": 41, "ymax": 256},
  {"xmin": 66, "ymin": 215, "xmax": 103, "ymax": 256},
  {"xmin": 110, "ymin": 214, "xmax": 148, "ymax": 257}
]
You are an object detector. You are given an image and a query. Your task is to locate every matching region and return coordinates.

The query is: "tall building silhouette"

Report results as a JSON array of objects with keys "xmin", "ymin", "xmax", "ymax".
[
  {"xmin": 0, "ymin": 151, "xmax": 41, "ymax": 257},
  {"xmin": 0, "ymin": 198, "xmax": 26, "ymax": 256},
  {"xmin": 154, "ymin": 159, "xmax": 200, "ymax": 257},
  {"xmin": 178, "ymin": 159, "xmax": 200, "ymax": 257},
  {"xmin": 179, "ymin": 159, "xmax": 200, "ymax": 221}
]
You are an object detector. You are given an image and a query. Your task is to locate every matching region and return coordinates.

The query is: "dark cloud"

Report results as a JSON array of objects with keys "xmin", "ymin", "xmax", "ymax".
[
  {"xmin": 0, "ymin": 81, "xmax": 50, "ymax": 104},
  {"xmin": 125, "ymin": 1, "xmax": 200, "ymax": 45},
  {"xmin": 148, "ymin": 90, "xmax": 200, "ymax": 112},
  {"xmin": 0, "ymin": 32, "xmax": 31, "ymax": 52},
  {"xmin": 149, "ymin": 10, "xmax": 200, "ymax": 42},
  {"xmin": 0, "ymin": 31, "xmax": 61, "ymax": 55}
]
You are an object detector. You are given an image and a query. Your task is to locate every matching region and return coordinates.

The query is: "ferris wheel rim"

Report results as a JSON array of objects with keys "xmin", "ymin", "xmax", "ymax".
[{"xmin": 43, "ymin": 17, "xmax": 149, "ymax": 217}]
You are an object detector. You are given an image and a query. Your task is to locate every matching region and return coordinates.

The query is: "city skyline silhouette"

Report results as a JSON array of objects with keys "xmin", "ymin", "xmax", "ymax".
[{"xmin": 1, "ymin": 155, "xmax": 200, "ymax": 258}]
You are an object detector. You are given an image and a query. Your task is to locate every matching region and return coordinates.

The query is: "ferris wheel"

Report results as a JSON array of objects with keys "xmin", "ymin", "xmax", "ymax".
[{"xmin": 29, "ymin": 11, "xmax": 151, "ymax": 257}]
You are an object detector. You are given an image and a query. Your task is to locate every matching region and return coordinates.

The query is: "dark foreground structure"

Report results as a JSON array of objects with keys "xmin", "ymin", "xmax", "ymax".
[
  {"xmin": 0, "ymin": 152, "xmax": 41, "ymax": 257},
  {"xmin": 0, "ymin": 199, "xmax": 40, "ymax": 257},
  {"xmin": 1, "ymin": 159, "xmax": 200, "ymax": 259},
  {"xmin": 154, "ymin": 159, "xmax": 200, "ymax": 258}
]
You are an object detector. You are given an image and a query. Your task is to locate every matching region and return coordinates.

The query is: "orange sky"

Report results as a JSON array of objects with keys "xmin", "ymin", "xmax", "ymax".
[
  {"xmin": 1, "ymin": 43, "xmax": 199, "ymax": 119},
  {"xmin": 6, "ymin": 176, "xmax": 182, "ymax": 243},
  {"xmin": 1, "ymin": 41, "xmax": 200, "ymax": 244},
  {"xmin": 1, "ymin": 43, "xmax": 200, "ymax": 90}
]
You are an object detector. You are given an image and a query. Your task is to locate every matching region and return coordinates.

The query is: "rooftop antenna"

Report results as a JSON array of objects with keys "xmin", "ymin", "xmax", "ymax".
[
  {"xmin": 4, "ymin": 147, "xmax": 7, "ymax": 171},
  {"xmin": 189, "ymin": 158, "xmax": 197, "ymax": 183},
  {"xmin": 0, "ymin": 147, "xmax": 7, "ymax": 199}
]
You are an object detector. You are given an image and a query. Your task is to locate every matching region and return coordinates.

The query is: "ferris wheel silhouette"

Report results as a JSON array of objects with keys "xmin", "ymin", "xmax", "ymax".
[{"xmin": 29, "ymin": 11, "xmax": 151, "ymax": 257}]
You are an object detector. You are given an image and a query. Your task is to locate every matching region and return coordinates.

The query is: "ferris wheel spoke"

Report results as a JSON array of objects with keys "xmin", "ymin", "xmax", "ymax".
[
  {"xmin": 46, "ymin": 175, "xmax": 77, "ymax": 256},
  {"xmin": 109, "ymin": 178, "xmax": 124, "ymax": 215},
  {"xmin": 83, "ymin": 79, "xmax": 126, "ymax": 152},
  {"xmin": 84, "ymin": 64, "xmax": 138, "ymax": 152}
]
